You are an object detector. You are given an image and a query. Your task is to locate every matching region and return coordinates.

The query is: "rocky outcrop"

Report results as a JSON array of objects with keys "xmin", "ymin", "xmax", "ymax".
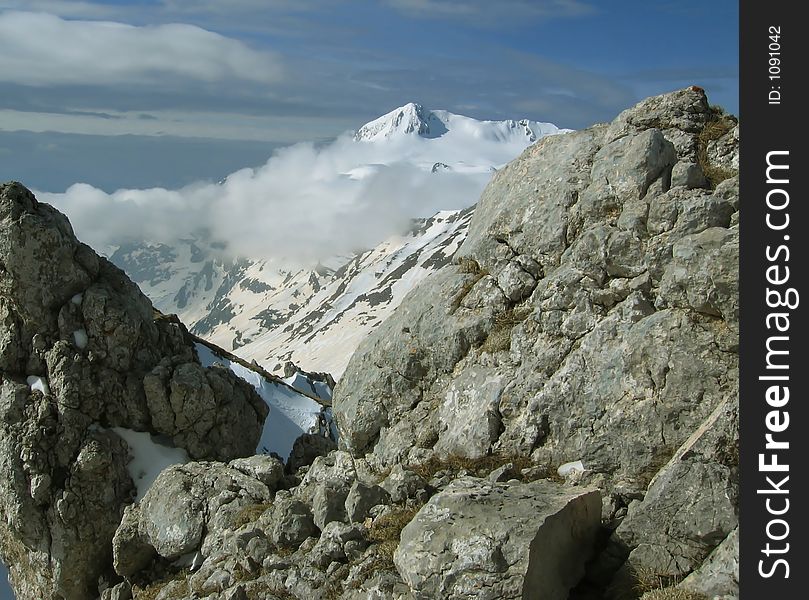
[
  {"xmin": 334, "ymin": 87, "xmax": 739, "ymax": 596},
  {"xmin": 0, "ymin": 182, "xmax": 268, "ymax": 599}
]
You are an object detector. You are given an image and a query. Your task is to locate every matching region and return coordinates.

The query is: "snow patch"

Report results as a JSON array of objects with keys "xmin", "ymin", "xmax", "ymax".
[
  {"xmin": 26, "ymin": 375, "xmax": 50, "ymax": 395},
  {"xmin": 71, "ymin": 293, "xmax": 83, "ymax": 305},
  {"xmin": 195, "ymin": 343, "xmax": 333, "ymax": 460},
  {"xmin": 557, "ymin": 460, "xmax": 586, "ymax": 478},
  {"xmin": 73, "ymin": 329, "xmax": 88, "ymax": 349},
  {"xmin": 112, "ymin": 427, "xmax": 190, "ymax": 501}
]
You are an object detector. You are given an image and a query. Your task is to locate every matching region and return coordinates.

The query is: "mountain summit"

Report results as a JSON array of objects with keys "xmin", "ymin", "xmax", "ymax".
[
  {"xmin": 353, "ymin": 102, "xmax": 567, "ymax": 143},
  {"xmin": 354, "ymin": 102, "xmax": 445, "ymax": 140}
]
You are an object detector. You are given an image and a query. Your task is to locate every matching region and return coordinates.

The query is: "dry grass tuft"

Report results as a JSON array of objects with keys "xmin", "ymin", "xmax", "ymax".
[
  {"xmin": 450, "ymin": 258, "xmax": 489, "ymax": 313},
  {"xmin": 697, "ymin": 106, "xmax": 738, "ymax": 189},
  {"xmin": 131, "ymin": 569, "xmax": 190, "ymax": 600},
  {"xmin": 233, "ymin": 502, "xmax": 273, "ymax": 528},
  {"xmin": 480, "ymin": 307, "xmax": 532, "ymax": 354},
  {"xmin": 640, "ymin": 589, "xmax": 709, "ymax": 600}
]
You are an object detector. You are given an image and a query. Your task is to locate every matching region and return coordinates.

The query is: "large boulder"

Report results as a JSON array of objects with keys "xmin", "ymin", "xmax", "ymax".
[
  {"xmin": 112, "ymin": 460, "xmax": 278, "ymax": 575},
  {"xmin": 395, "ymin": 477, "xmax": 601, "ymax": 599},
  {"xmin": 0, "ymin": 182, "xmax": 268, "ymax": 599}
]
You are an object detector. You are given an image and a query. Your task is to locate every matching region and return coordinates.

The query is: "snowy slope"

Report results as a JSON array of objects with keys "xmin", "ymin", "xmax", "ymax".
[
  {"xmin": 113, "ymin": 208, "xmax": 472, "ymax": 379},
  {"xmin": 195, "ymin": 342, "xmax": 334, "ymax": 459},
  {"xmin": 236, "ymin": 207, "xmax": 473, "ymax": 377}
]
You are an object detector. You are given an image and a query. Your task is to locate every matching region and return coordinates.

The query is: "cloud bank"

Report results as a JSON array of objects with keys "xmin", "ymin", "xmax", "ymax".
[
  {"xmin": 39, "ymin": 130, "xmax": 518, "ymax": 263},
  {"xmin": 0, "ymin": 11, "xmax": 283, "ymax": 87}
]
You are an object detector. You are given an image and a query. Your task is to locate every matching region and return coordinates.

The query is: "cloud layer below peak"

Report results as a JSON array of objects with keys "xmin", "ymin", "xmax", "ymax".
[{"xmin": 38, "ymin": 128, "xmax": 528, "ymax": 263}]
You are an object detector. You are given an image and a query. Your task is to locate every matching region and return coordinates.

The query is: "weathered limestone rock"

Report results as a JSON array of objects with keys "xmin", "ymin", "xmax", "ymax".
[
  {"xmin": 144, "ymin": 361, "xmax": 269, "ymax": 461},
  {"xmin": 269, "ymin": 494, "xmax": 318, "ymax": 547},
  {"xmin": 0, "ymin": 182, "xmax": 269, "ymax": 599},
  {"xmin": 112, "ymin": 461, "xmax": 274, "ymax": 574},
  {"xmin": 606, "ymin": 397, "xmax": 738, "ymax": 587},
  {"xmin": 344, "ymin": 481, "xmax": 390, "ymax": 523},
  {"xmin": 311, "ymin": 479, "xmax": 350, "ymax": 530},
  {"xmin": 380, "ymin": 465, "xmax": 430, "ymax": 504},
  {"xmin": 395, "ymin": 477, "xmax": 601, "ymax": 599}
]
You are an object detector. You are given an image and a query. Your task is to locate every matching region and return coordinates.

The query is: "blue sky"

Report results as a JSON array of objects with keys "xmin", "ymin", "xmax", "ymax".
[{"xmin": 0, "ymin": 0, "xmax": 738, "ymax": 192}]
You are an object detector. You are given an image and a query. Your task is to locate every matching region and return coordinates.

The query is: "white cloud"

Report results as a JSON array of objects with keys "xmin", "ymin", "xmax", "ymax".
[
  {"xmin": 0, "ymin": 11, "xmax": 284, "ymax": 87},
  {"xmin": 38, "ymin": 125, "xmax": 534, "ymax": 263}
]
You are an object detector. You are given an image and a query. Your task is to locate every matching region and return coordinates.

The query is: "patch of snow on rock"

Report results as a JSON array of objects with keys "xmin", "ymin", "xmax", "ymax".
[
  {"xmin": 73, "ymin": 328, "xmax": 88, "ymax": 349},
  {"xmin": 26, "ymin": 375, "xmax": 50, "ymax": 395},
  {"xmin": 557, "ymin": 460, "xmax": 586, "ymax": 478},
  {"xmin": 112, "ymin": 427, "xmax": 190, "ymax": 502}
]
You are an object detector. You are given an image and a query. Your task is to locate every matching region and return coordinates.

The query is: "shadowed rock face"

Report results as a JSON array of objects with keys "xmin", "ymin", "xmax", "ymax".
[{"xmin": 0, "ymin": 182, "xmax": 268, "ymax": 600}]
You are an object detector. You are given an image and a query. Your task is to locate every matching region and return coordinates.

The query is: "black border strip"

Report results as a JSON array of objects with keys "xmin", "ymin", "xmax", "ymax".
[{"xmin": 740, "ymin": 2, "xmax": 807, "ymax": 596}]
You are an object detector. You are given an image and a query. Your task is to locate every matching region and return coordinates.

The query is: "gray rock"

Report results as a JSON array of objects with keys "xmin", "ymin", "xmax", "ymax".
[
  {"xmin": 0, "ymin": 182, "xmax": 269, "ymax": 599},
  {"xmin": 145, "ymin": 361, "xmax": 269, "ymax": 461},
  {"xmin": 395, "ymin": 477, "xmax": 601, "ymax": 599},
  {"xmin": 433, "ymin": 366, "xmax": 505, "ymax": 459},
  {"xmin": 344, "ymin": 481, "xmax": 391, "ymax": 523},
  {"xmin": 656, "ymin": 226, "xmax": 738, "ymax": 322},
  {"xmin": 286, "ymin": 432, "xmax": 337, "ymax": 474},
  {"xmin": 113, "ymin": 462, "xmax": 273, "ymax": 575},
  {"xmin": 488, "ymin": 462, "xmax": 518, "ymax": 483},
  {"xmin": 496, "ymin": 260, "xmax": 538, "ymax": 301},
  {"xmin": 380, "ymin": 465, "xmax": 430, "ymax": 504},
  {"xmin": 605, "ymin": 87, "xmax": 712, "ymax": 144},
  {"xmin": 607, "ymin": 397, "xmax": 738, "ymax": 585},
  {"xmin": 141, "ymin": 467, "xmax": 206, "ymax": 559},
  {"xmin": 112, "ymin": 505, "xmax": 155, "ymax": 576},
  {"xmin": 270, "ymin": 497, "xmax": 318, "ymax": 547},
  {"xmin": 100, "ymin": 581, "xmax": 133, "ymax": 600},
  {"xmin": 311, "ymin": 479, "xmax": 350, "ymax": 530},
  {"xmin": 679, "ymin": 527, "xmax": 739, "ymax": 599},
  {"xmin": 671, "ymin": 161, "xmax": 708, "ymax": 189},
  {"xmin": 229, "ymin": 455, "xmax": 285, "ymax": 490},
  {"xmin": 307, "ymin": 521, "xmax": 364, "ymax": 568}
]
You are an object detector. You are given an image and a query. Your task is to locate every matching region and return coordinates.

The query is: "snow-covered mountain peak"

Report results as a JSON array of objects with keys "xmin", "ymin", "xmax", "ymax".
[
  {"xmin": 354, "ymin": 102, "xmax": 448, "ymax": 141},
  {"xmin": 353, "ymin": 102, "xmax": 570, "ymax": 148}
]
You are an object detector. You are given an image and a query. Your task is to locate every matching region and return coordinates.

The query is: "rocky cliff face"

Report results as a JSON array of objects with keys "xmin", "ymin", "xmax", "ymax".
[
  {"xmin": 0, "ymin": 87, "xmax": 738, "ymax": 600},
  {"xmin": 0, "ymin": 183, "xmax": 268, "ymax": 599},
  {"xmin": 334, "ymin": 87, "xmax": 739, "ymax": 597}
]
